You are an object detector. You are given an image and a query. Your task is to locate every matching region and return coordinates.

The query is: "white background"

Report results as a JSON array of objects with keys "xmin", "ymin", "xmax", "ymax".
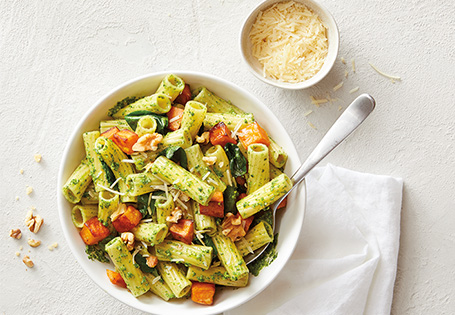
[{"xmin": 1, "ymin": 0, "xmax": 454, "ymax": 314}]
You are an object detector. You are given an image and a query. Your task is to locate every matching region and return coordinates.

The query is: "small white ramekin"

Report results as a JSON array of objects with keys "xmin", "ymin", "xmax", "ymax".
[{"xmin": 240, "ymin": 0, "xmax": 340, "ymax": 90}]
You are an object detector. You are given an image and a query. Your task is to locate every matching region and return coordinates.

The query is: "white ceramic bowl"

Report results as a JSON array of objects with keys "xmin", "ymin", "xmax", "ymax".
[
  {"xmin": 240, "ymin": 0, "xmax": 339, "ymax": 90},
  {"xmin": 57, "ymin": 71, "xmax": 305, "ymax": 315}
]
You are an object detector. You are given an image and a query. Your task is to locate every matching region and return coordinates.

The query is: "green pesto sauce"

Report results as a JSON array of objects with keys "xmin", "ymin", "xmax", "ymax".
[
  {"xmin": 108, "ymin": 96, "xmax": 140, "ymax": 117},
  {"xmin": 248, "ymin": 233, "xmax": 279, "ymax": 277}
]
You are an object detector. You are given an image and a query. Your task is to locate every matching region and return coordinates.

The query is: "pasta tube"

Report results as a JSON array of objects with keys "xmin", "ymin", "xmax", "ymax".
[
  {"xmin": 144, "ymin": 273, "xmax": 175, "ymax": 301},
  {"xmin": 192, "ymin": 87, "xmax": 244, "ymax": 114},
  {"xmin": 83, "ymin": 131, "xmax": 111, "ymax": 193},
  {"xmin": 126, "ymin": 173, "xmax": 163, "ymax": 196},
  {"xmin": 113, "ymin": 94, "xmax": 171, "ymax": 118},
  {"xmin": 186, "ymin": 266, "xmax": 249, "ymax": 287},
  {"xmin": 204, "ymin": 145, "xmax": 231, "ymax": 186},
  {"xmin": 203, "ymin": 112, "xmax": 254, "ymax": 131},
  {"xmin": 71, "ymin": 205, "xmax": 98, "ymax": 228},
  {"xmin": 156, "ymin": 261, "xmax": 191, "ymax": 298},
  {"xmin": 161, "ymin": 128, "xmax": 192, "ymax": 150},
  {"xmin": 235, "ymin": 221, "xmax": 274, "ymax": 256},
  {"xmin": 268, "ymin": 136, "xmax": 288, "ymax": 168},
  {"xmin": 99, "ymin": 119, "xmax": 132, "ymax": 133},
  {"xmin": 131, "ymin": 223, "xmax": 168, "ymax": 246},
  {"xmin": 155, "ymin": 74, "xmax": 185, "ymax": 102},
  {"xmin": 131, "ymin": 151, "xmax": 160, "ymax": 171},
  {"xmin": 180, "ymin": 101, "xmax": 207, "ymax": 138},
  {"xmin": 98, "ymin": 191, "xmax": 119, "ymax": 228},
  {"xmin": 62, "ymin": 159, "xmax": 92, "ymax": 204},
  {"xmin": 211, "ymin": 232, "xmax": 249, "ymax": 280},
  {"xmin": 135, "ymin": 116, "xmax": 157, "ymax": 137},
  {"xmin": 105, "ymin": 237, "xmax": 150, "ymax": 297},
  {"xmin": 155, "ymin": 240, "xmax": 213, "ymax": 270},
  {"xmin": 95, "ymin": 137, "xmax": 136, "ymax": 203},
  {"xmin": 247, "ymin": 143, "xmax": 270, "ymax": 194},
  {"xmin": 185, "ymin": 144, "xmax": 226, "ymax": 192},
  {"xmin": 155, "ymin": 194, "xmax": 175, "ymax": 226},
  {"xmin": 81, "ymin": 183, "xmax": 99, "ymax": 205},
  {"xmin": 191, "ymin": 200, "xmax": 216, "ymax": 234},
  {"xmin": 237, "ymin": 173, "xmax": 292, "ymax": 219},
  {"xmin": 150, "ymin": 156, "xmax": 215, "ymax": 206}
]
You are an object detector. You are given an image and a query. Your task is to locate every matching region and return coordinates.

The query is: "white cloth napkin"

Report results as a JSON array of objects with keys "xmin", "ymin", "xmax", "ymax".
[{"xmin": 227, "ymin": 164, "xmax": 403, "ymax": 315}]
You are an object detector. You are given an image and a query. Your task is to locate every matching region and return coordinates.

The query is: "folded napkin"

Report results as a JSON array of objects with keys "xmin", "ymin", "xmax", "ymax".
[{"xmin": 226, "ymin": 164, "xmax": 403, "ymax": 315}]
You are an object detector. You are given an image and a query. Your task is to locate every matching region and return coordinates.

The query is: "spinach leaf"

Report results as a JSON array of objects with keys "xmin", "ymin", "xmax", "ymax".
[
  {"xmin": 124, "ymin": 110, "xmax": 168, "ymax": 133},
  {"xmin": 134, "ymin": 252, "xmax": 156, "ymax": 273},
  {"xmin": 137, "ymin": 193, "xmax": 152, "ymax": 219},
  {"xmin": 100, "ymin": 160, "xmax": 117, "ymax": 189},
  {"xmin": 108, "ymin": 96, "xmax": 139, "ymax": 117},
  {"xmin": 158, "ymin": 146, "xmax": 188, "ymax": 169},
  {"xmin": 251, "ymin": 207, "xmax": 273, "ymax": 228},
  {"xmin": 223, "ymin": 185, "xmax": 239, "ymax": 215},
  {"xmin": 248, "ymin": 233, "xmax": 278, "ymax": 277},
  {"xmin": 203, "ymin": 234, "xmax": 218, "ymax": 258},
  {"xmin": 224, "ymin": 143, "xmax": 247, "ymax": 177}
]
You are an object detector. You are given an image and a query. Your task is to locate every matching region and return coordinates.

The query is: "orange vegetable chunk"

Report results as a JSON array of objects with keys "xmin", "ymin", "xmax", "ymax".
[
  {"xmin": 100, "ymin": 126, "xmax": 120, "ymax": 140},
  {"xmin": 174, "ymin": 84, "xmax": 192, "ymax": 105},
  {"xmin": 106, "ymin": 269, "xmax": 127, "ymax": 288},
  {"xmin": 112, "ymin": 205, "xmax": 142, "ymax": 233},
  {"xmin": 210, "ymin": 191, "xmax": 224, "ymax": 203},
  {"xmin": 237, "ymin": 122, "xmax": 271, "ymax": 149},
  {"xmin": 80, "ymin": 217, "xmax": 110, "ymax": 245},
  {"xmin": 112, "ymin": 129, "xmax": 139, "ymax": 155},
  {"xmin": 209, "ymin": 122, "xmax": 237, "ymax": 146},
  {"xmin": 199, "ymin": 201, "xmax": 224, "ymax": 218},
  {"xmin": 242, "ymin": 215, "xmax": 254, "ymax": 233},
  {"xmin": 277, "ymin": 196, "xmax": 287, "ymax": 209},
  {"xmin": 166, "ymin": 106, "xmax": 185, "ymax": 131},
  {"xmin": 169, "ymin": 219, "xmax": 194, "ymax": 245},
  {"xmin": 191, "ymin": 281, "xmax": 216, "ymax": 305}
]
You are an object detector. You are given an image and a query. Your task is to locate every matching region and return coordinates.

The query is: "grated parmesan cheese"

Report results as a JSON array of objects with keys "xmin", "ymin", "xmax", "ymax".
[
  {"xmin": 333, "ymin": 81, "xmax": 344, "ymax": 91},
  {"xmin": 249, "ymin": 1, "xmax": 328, "ymax": 83},
  {"xmin": 169, "ymin": 116, "xmax": 180, "ymax": 123},
  {"xmin": 351, "ymin": 58, "xmax": 356, "ymax": 73},
  {"xmin": 369, "ymin": 62, "xmax": 401, "ymax": 81},
  {"xmin": 349, "ymin": 86, "xmax": 360, "ymax": 94},
  {"xmin": 98, "ymin": 184, "xmax": 125, "ymax": 196}
]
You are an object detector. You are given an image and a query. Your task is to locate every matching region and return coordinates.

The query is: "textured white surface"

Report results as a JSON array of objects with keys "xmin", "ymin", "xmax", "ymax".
[{"xmin": 1, "ymin": 0, "xmax": 454, "ymax": 314}]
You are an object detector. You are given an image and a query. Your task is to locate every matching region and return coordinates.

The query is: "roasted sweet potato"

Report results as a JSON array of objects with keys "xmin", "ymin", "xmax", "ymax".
[
  {"xmin": 191, "ymin": 281, "xmax": 216, "ymax": 305},
  {"xmin": 209, "ymin": 122, "xmax": 236, "ymax": 146},
  {"xmin": 210, "ymin": 191, "xmax": 224, "ymax": 203},
  {"xmin": 112, "ymin": 205, "xmax": 142, "ymax": 233},
  {"xmin": 237, "ymin": 122, "xmax": 271, "ymax": 148},
  {"xmin": 170, "ymin": 219, "xmax": 194, "ymax": 245},
  {"xmin": 174, "ymin": 84, "xmax": 192, "ymax": 105},
  {"xmin": 106, "ymin": 269, "xmax": 127, "ymax": 288},
  {"xmin": 199, "ymin": 201, "xmax": 224, "ymax": 218},
  {"xmin": 80, "ymin": 217, "xmax": 110, "ymax": 245},
  {"xmin": 166, "ymin": 106, "xmax": 184, "ymax": 131},
  {"xmin": 100, "ymin": 126, "xmax": 120, "ymax": 140},
  {"xmin": 112, "ymin": 129, "xmax": 139, "ymax": 155}
]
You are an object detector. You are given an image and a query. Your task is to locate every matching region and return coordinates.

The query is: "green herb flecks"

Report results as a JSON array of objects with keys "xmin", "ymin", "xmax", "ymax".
[{"xmin": 248, "ymin": 233, "xmax": 279, "ymax": 277}]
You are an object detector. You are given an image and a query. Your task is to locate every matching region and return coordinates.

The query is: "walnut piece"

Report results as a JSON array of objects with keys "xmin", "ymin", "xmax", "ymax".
[
  {"xmin": 195, "ymin": 131, "xmax": 210, "ymax": 144},
  {"xmin": 24, "ymin": 210, "xmax": 44, "ymax": 233},
  {"xmin": 132, "ymin": 133, "xmax": 163, "ymax": 152},
  {"xmin": 166, "ymin": 207, "xmax": 183, "ymax": 224},
  {"xmin": 34, "ymin": 154, "xmax": 42, "ymax": 163},
  {"xmin": 221, "ymin": 213, "xmax": 246, "ymax": 242},
  {"xmin": 146, "ymin": 255, "xmax": 158, "ymax": 268},
  {"xmin": 121, "ymin": 232, "xmax": 135, "ymax": 251},
  {"xmin": 26, "ymin": 186, "xmax": 33, "ymax": 195},
  {"xmin": 9, "ymin": 229, "xmax": 22, "ymax": 239},
  {"xmin": 22, "ymin": 255, "xmax": 34, "ymax": 268},
  {"xmin": 28, "ymin": 239, "xmax": 41, "ymax": 247},
  {"xmin": 202, "ymin": 156, "xmax": 217, "ymax": 166}
]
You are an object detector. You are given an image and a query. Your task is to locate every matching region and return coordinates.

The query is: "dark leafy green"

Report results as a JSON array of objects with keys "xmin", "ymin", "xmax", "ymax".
[
  {"xmin": 100, "ymin": 160, "xmax": 117, "ymax": 189},
  {"xmin": 137, "ymin": 194, "xmax": 152, "ymax": 219},
  {"xmin": 134, "ymin": 252, "xmax": 156, "ymax": 273},
  {"xmin": 124, "ymin": 110, "xmax": 168, "ymax": 133},
  {"xmin": 108, "ymin": 96, "xmax": 139, "ymax": 117},
  {"xmin": 202, "ymin": 234, "xmax": 218, "ymax": 259},
  {"xmin": 159, "ymin": 146, "xmax": 188, "ymax": 169},
  {"xmin": 223, "ymin": 185, "xmax": 239, "ymax": 215},
  {"xmin": 248, "ymin": 233, "xmax": 279, "ymax": 276},
  {"xmin": 85, "ymin": 234, "xmax": 116, "ymax": 263},
  {"xmin": 251, "ymin": 207, "xmax": 273, "ymax": 228},
  {"xmin": 224, "ymin": 143, "xmax": 247, "ymax": 177}
]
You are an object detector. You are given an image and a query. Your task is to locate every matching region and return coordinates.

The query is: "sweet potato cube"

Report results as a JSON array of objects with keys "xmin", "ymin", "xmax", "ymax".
[
  {"xmin": 242, "ymin": 215, "xmax": 254, "ymax": 233},
  {"xmin": 237, "ymin": 122, "xmax": 271, "ymax": 149},
  {"xmin": 210, "ymin": 191, "xmax": 224, "ymax": 203},
  {"xmin": 277, "ymin": 196, "xmax": 287, "ymax": 209},
  {"xmin": 199, "ymin": 201, "xmax": 224, "ymax": 218},
  {"xmin": 209, "ymin": 122, "xmax": 236, "ymax": 146},
  {"xmin": 112, "ymin": 129, "xmax": 139, "ymax": 155},
  {"xmin": 170, "ymin": 219, "xmax": 194, "ymax": 245},
  {"xmin": 174, "ymin": 84, "xmax": 192, "ymax": 105},
  {"xmin": 80, "ymin": 217, "xmax": 110, "ymax": 245},
  {"xmin": 191, "ymin": 282, "xmax": 216, "ymax": 305},
  {"xmin": 106, "ymin": 269, "xmax": 127, "ymax": 288},
  {"xmin": 112, "ymin": 205, "xmax": 142, "ymax": 233},
  {"xmin": 100, "ymin": 127, "xmax": 120, "ymax": 140},
  {"xmin": 166, "ymin": 106, "xmax": 184, "ymax": 131}
]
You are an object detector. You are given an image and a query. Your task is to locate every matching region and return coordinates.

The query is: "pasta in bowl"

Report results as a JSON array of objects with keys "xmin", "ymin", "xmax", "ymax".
[{"xmin": 57, "ymin": 72, "xmax": 305, "ymax": 314}]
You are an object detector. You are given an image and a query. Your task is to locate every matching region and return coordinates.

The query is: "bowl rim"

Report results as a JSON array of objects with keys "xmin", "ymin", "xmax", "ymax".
[
  {"xmin": 240, "ymin": 0, "xmax": 340, "ymax": 90},
  {"xmin": 57, "ymin": 71, "xmax": 306, "ymax": 314}
]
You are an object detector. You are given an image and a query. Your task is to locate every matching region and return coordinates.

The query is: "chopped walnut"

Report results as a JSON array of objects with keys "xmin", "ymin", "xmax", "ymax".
[
  {"xmin": 146, "ymin": 255, "xmax": 158, "ymax": 268},
  {"xmin": 19, "ymin": 169, "xmax": 24, "ymax": 174},
  {"xmin": 202, "ymin": 156, "xmax": 217, "ymax": 166},
  {"xmin": 166, "ymin": 207, "xmax": 183, "ymax": 224},
  {"xmin": 25, "ymin": 210, "xmax": 44, "ymax": 233},
  {"xmin": 221, "ymin": 213, "xmax": 246, "ymax": 242},
  {"xmin": 195, "ymin": 131, "xmax": 210, "ymax": 144},
  {"xmin": 111, "ymin": 203, "xmax": 126, "ymax": 222},
  {"xmin": 34, "ymin": 154, "xmax": 42, "ymax": 163},
  {"xmin": 26, "ymin": 186, "xmax": 33, "ymax": 195},
  {"xmin": 22, "ymin": 255, "xmax": 34, "ymax": 268},
  {"xmin": 132, "ymin": 133, "xmax": 163, "ymax": 152},
  {"xmin": 9, "ymin": 229, "xmax": 22, "ymax": 239},
  {"xmin": 121, "ymin": 232, "xmax": 135, "ymax": 251},
  {"xmin": 28, "ymin": 239, "xmax": 41, "ymax": 247},
  {"xmin": 15, "ymin": 252, "xmax": 20, "ymax": 257}
]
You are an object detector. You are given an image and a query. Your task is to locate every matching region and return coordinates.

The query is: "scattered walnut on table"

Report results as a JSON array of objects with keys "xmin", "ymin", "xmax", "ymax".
[
  {"xmin": 9, "ymin": 229, "xmax": 22, "ymax": 239},
  {"xmin": 34, "ymin": 154, "xmax": 42, "ymax": 163},
  {"xmin": 22, "ymin": 256, "xmax": 34, "ymax": 268},
  {"xmin": 24, "ymin": 210, "xmax": 44, "ymax": 233},
  {"xmin": 121, "ymin": 232, "xmax": 135, "ymax": 251},
  {"xmin": 27, "ymin": 239, "xmax": 41, "ymax": 247}
]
